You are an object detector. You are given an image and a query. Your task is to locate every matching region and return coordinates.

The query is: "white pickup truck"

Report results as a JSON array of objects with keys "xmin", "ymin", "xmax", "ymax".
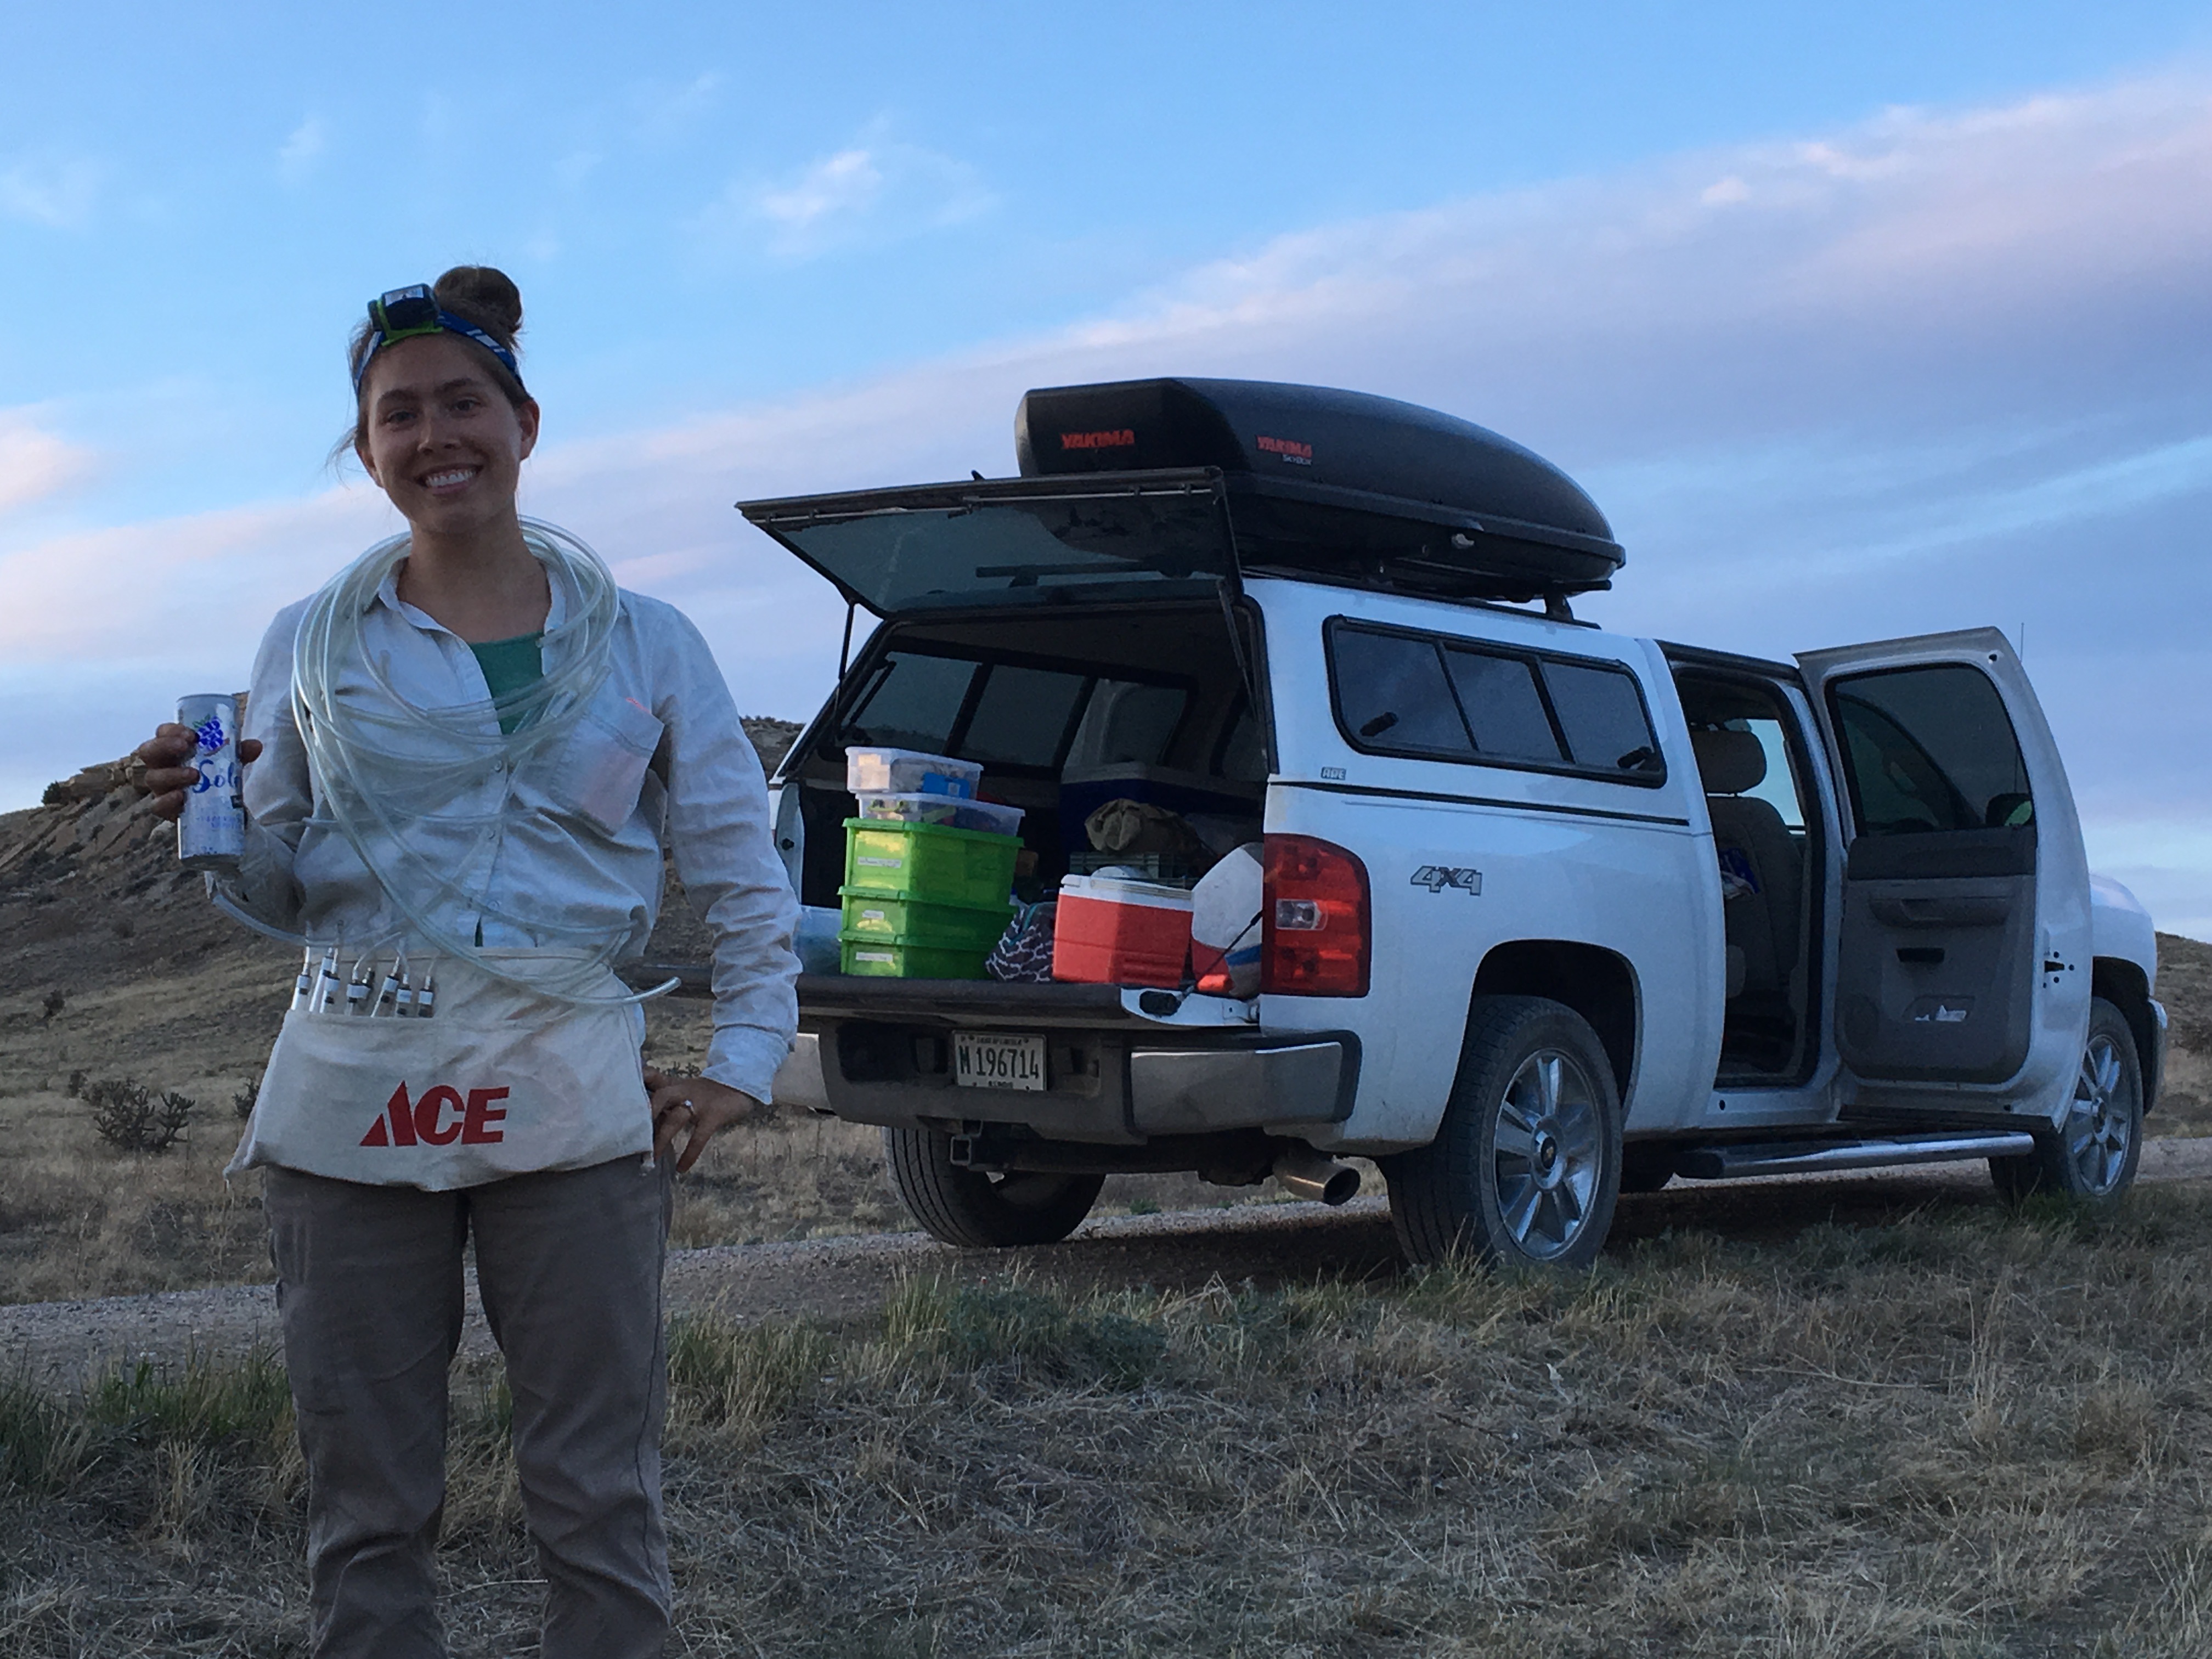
[{"xmin": 685, "ymin": 376, "xmax": 2165, "ymax": 1269}]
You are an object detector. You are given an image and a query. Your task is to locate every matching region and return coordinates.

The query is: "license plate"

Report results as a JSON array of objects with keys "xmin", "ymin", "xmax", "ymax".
[{"xmin": 955, "ymin": 1031, "xmax": 1047, "ymax": 1092}]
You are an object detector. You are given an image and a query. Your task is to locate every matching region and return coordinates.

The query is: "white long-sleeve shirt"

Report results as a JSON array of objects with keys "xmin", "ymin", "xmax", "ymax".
[{"xmin": 229, "ymin": 554, "xmax": 800, "ymax": 1104}]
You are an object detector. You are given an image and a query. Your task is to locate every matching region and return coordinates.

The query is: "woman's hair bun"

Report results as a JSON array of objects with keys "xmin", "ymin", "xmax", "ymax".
[{"xmin": 432, "ymin": 266, "xmax": 523, "ymax": 348}]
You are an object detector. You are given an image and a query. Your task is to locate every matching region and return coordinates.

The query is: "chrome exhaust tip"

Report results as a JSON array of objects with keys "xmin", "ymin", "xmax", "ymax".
[{"xmin": 1274, "ymin": 1143, "xmax": 1361, "ymax": 1206}]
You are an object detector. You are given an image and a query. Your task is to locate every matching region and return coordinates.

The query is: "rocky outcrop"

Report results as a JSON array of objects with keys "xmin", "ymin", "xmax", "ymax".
[{"xmin": 2, "ymin": 755, "xmax": 171, "ymax": 891}]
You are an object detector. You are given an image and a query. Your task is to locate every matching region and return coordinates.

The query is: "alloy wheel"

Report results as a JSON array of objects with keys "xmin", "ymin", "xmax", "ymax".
[
  {"xmin": 2062, "ymin": 1032, "xmax": 2135, "ymax": 1197},
  {"xmin": 1491, "ymin": 1049, "xmax": 1603, "ymax": 1260}
]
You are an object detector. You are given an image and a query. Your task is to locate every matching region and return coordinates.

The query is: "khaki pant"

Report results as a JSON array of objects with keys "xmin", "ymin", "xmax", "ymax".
[{"xmin": 265, "ymin": 1156, "xmax": 674, "ymax": 1659}]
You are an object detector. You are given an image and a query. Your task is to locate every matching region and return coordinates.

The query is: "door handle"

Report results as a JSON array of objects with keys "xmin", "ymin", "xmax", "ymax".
[{"xmin": 1869, "ymin": 895, "xmax": 2011, "ymax": 929}]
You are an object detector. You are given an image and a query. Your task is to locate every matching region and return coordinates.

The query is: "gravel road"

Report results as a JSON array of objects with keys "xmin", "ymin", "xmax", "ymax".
[{"xmin": 9, "ymin": 1138, "xmax": 2211, "ymax": 1389}]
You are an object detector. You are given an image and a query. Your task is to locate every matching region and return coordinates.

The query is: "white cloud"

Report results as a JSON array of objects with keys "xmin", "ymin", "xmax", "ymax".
[
  {"xmin": 278, "ymin": 117, "xmax": 326, "ymax": 184},
  {"xmin": 0, "ymin": 155, "xmax": 99, "ymax": 228},
  {"xmin": 758, "ymin": 148, "xmax": 883, "ymax": 237},
  {"xmin": 632, "ymin": 71, "xmax": 724, "ymax": 146},
  {"xmin": 693, "ymin": 126, "xmax": 995, "ymax": 261},
  {"xmin": 0, "ymin": 413, "xmax": 95, "ymax": 515}
]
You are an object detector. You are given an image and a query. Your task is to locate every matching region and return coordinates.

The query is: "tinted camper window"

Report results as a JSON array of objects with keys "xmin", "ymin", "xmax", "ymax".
[
  {"xmin": 1326, "ymin": 619, "xmax": 1663, "ymax": 785},
  {"xmin": 1546, "ymin": 661, "xmax": 1661, "ymax": 772},
  {"xmin": 845, "ymin": 653, "xmax": 977, "ymax": 753},
  {"xmin": 1329, "ymin": 628, "xmax": 1474, "ymax": 757},
  {"xmin": 1443, "ymin": 648, "xmax": 1563, "ymax": 764}
]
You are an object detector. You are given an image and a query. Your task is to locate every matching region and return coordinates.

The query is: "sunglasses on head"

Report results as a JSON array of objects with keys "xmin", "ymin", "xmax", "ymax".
[{"xmin": 354, "ymin": 285, "xmax": 526, "ymax": 394}]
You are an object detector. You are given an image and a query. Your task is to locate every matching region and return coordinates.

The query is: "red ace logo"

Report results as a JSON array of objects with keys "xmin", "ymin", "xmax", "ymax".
[{"xmin": 360, "ymin": 1082, "xmax": 510, "ymax": 1147}]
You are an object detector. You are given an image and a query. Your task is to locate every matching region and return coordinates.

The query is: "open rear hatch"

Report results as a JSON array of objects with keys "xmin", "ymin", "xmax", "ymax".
[{"xmin": 739, "ymin": 376, "xmax": 1626, "ymax": 617}]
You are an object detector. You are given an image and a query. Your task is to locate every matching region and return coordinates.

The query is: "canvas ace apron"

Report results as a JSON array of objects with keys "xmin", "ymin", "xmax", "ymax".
[{"xmin": 229, "ymin": 951, "xmax": 653, "ymax": 1190}]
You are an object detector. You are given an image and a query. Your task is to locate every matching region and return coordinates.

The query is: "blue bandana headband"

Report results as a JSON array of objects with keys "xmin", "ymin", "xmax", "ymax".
[{"xmin": 352, "ymin": 284, "xmax": 527, "ymax": 394}]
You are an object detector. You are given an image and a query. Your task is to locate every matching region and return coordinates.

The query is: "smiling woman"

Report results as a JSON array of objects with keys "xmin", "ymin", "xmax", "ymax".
[
  {"xmin": 345, "ymin": 271, "xmax": 551, "ymax": 645},
  {"xmin": 127, "ymin": 263, "xmax": 802, "ymax": 1658}
]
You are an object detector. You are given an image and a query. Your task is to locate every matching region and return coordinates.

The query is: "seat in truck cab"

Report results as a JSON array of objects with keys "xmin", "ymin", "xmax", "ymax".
[{"xmin": 1692, "ymin": 728, "xmax": 1801, "ymax": 1004}]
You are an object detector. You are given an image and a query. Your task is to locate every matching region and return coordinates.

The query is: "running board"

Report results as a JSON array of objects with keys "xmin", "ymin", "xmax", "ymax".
[{"xmin": 1674, "ymin": 1132, "xmax": 2038, "ymax": 1182}]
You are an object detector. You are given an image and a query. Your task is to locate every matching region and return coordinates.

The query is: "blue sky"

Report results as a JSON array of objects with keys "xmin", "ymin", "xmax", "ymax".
[{"xmin": 6, "ymin": 3, "xmax": 2212, "ymax": 930}]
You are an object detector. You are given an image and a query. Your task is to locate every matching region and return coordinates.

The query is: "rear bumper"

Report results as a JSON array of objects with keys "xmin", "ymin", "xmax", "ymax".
[{"xmin": 774, "ymin": 974, "xmax": 1359, "ymax": 1144}]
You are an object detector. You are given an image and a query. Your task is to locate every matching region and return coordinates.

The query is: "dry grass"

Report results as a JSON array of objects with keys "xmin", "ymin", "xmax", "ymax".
[
  {"xmin": 0, "ymin": 986, "xmax": 1317, "ymax": 1303},
  {"xmin": 0, "ymin": 1088, "xmax": 274, "ymax": 1306},
  {"xmin": 7, "ymin": 1185, "xmax": 2212, "ymax": 1656}
]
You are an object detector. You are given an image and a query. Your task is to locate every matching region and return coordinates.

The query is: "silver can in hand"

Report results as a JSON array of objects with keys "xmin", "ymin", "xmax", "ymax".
[{"xmin": 177, "ymin": 693, "xmax": 244, "ymax": 872}]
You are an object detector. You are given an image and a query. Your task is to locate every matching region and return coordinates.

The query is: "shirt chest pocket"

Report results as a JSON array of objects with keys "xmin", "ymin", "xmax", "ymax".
[{"xmin": 548, "ymin": 689, "xmax": 665, "ymax": 837}]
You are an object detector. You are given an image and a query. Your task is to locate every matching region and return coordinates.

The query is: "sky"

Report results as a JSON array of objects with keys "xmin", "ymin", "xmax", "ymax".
[{"xmin": 5, "ymin": 2, "xmax": 2212, "ymax": 930}]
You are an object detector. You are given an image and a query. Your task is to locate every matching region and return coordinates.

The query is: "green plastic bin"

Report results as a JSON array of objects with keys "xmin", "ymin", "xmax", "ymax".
[
  {"xmin": 838, "ymin": 886, "xmax": 1013, "ymax": 951},
  {"xmin": 842, "ymin": 817, "xmax": 1021, "ymax": 907},
  {"xmin": 838, "ymin": 932, "xmax": 993, "ymax": 979}
]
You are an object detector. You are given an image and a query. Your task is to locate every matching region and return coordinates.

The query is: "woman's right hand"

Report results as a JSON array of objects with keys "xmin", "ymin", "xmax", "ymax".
[{"xmin": 135, "ymin": 724, "xmax": 263, "ymax": 822}]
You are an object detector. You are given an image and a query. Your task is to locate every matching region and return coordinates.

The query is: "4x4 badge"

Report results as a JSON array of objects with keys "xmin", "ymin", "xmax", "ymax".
[{"xmin": 1412, "ymin": 866, "xmax": 1482, "ymax": 894}]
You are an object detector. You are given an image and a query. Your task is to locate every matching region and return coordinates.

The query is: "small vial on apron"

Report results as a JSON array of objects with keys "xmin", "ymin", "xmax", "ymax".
[
  {"xmin": 291, "ymin": 946, "xmax": 315, "ymax": 1012},
  {"xmin": 310, "ymin": 946, "xmax": 342, "ymax": 1013},
  {"xmin": 373, "ymin": 956, "xmax": 405, "ymax": 1017},
  {"xmin": 176, "ymin": 694, "xmax": 245, "ymax": 873},
  {"xmin": 415, "ymin": 967, "xmax": 437, "ymax": 1020},
  {"xmin": 345, "ymin": 962, "xmax": 373, "ymax": 1015}
]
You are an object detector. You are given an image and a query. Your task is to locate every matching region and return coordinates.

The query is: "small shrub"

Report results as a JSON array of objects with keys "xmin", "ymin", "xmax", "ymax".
[
  {"xmin": 65, "ymin": 1068, "xmax": 86, "ymax": 1098},
  {"xmin": 86, "ymin": 1078, "xmax": 195, "ymax": 1155},
  {"xmin": 41, "ymin": 990, "xmax": 65, "ymax": 1023},
  {"xmin": 40, "ymin": 779, "xmax": 67, "ymax": 806},
  {"xmin": 233, "ymin": 1073, "xmax": 261, "ymax": 1122}
]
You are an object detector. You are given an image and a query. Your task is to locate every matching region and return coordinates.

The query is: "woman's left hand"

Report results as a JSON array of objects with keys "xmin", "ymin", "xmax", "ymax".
[{"xmin": 645, "ymin": 1068, "xmax": 766, "ymax": 1173}]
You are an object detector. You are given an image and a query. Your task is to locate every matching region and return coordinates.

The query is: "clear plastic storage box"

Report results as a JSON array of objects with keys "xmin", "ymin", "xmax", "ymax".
[
  {"xmin": 856, "ymin": 792, "xmax": 1025, "ymax": 836},
  {"xmin": 844, "ymin": 747, "xmax": 983, "ymax": 799}
]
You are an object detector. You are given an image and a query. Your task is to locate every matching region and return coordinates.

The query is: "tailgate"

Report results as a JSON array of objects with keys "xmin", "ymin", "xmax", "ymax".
[{"xmin": 630, "ymin": 964, "xmax": 1348, "ymax": 1145}]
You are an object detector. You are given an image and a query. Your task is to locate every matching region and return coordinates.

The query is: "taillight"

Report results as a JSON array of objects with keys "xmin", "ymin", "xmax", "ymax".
[{"xmin": 1262, "ymin": 834, "xmax": 1371, "ymax": 997}]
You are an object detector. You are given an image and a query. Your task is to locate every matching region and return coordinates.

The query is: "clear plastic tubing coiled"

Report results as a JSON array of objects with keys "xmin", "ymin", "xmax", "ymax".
[{"xmin": 284, "ymin": 518, "xmax": 673, "ymax": 1007}]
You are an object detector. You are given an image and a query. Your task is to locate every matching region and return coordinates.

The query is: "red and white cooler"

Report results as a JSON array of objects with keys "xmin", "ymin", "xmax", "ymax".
[{"xmin": 1051, "ymin": 873, "xmax": 1193, "ymax": 988}]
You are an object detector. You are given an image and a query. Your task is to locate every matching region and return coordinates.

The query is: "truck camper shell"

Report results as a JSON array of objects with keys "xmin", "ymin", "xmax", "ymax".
[{"xmin": 737, "ymin": 377, "xmax": 1624, "ymax": 614}]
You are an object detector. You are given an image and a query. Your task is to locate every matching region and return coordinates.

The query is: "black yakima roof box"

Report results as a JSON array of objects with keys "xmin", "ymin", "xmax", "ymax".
[{"xmin": 1015, "ymin": 377, "xmax": 1622, "ymax": 601}]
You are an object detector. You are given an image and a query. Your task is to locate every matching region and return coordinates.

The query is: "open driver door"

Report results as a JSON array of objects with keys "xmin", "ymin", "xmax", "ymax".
[{"xmin": 1795, "ymin": 628, "xmax": 2091, "ymax": 1121}]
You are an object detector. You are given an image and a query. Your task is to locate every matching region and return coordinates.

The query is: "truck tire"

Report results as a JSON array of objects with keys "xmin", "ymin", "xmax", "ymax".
[
  {"xmin": 1383, "ymin": 995, "xmax": 1624, "ymax": 1269},
  {"xmin": 1989, "ymin": 997, "xmax": 2143, "ymax": 1212},
  {"xmin": 882, "ymin": 1128, "xmax": 1105, "ymax": 1248}
]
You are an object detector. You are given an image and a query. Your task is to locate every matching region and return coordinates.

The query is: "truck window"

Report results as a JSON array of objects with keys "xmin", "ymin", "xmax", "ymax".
[
  {"xmin": 1064, "ymin": 680, "xmax": 1188, "ymax": 770},
  {"xmin": 1830, "ymin": 664, "xmax": 2033, "ymax": 836},
  {"xmin": 1544, "ymin": 661, "xmax": 1661, "ymax": 772},
  {"xmin": 842, "ymin": 648, "xmax": 1192, "ymax": 775},
  {"xmin": 1328, "ymin": 620, "xmax": 1663, "ymax": 783},
  {"xmin": 960, "ymin": 665, "xmax": 1092, "ymax": 768},
  {"xmin": 1329, "ymin": 627, "xmax": 1476, "ymax": 757},
  {"xmin": 844, "ymin": 652, "xmax": 978, "ymax": 753},
  {"xmin": 1442, "ymin": 647, "xmax": 1563, "ymax": 763},
  {"xmin": 1739, "ymin": 720, "xmax": 1807, "ymax": 831}
]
